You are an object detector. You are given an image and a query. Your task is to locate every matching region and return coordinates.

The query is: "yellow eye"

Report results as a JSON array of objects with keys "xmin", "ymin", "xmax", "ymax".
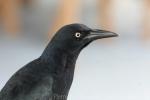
[{"xmin": 75, "ymin": 32, "xmax": 81, "ymax": 38}]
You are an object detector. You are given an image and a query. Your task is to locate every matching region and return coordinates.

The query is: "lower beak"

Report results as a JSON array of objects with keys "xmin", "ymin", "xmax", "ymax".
[{"xmin": 85, "ymin": 29, "xmax": 118, "ymax": 41}]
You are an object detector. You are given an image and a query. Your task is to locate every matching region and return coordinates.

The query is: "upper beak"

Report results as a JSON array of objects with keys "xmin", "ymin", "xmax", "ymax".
[{"xmin": 85, "ymin": 29, "xmax": 118, "ymax": 41}]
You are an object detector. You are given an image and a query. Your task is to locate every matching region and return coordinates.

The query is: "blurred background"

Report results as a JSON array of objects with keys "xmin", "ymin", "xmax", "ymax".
[{"xmin": 0, "ymin": 0, "xmax": 150, "ymax": 100}]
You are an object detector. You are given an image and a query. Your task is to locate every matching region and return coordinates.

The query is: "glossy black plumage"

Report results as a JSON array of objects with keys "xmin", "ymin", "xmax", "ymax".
[{"xmin": 0, "ymin": 23, "xmax": 117, "ymax": 100}]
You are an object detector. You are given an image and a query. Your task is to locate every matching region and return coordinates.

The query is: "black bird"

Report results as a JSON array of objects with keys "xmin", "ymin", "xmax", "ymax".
[{"xmin": 0, "ymin": 23, "xmax": 118, "ymax": 100}]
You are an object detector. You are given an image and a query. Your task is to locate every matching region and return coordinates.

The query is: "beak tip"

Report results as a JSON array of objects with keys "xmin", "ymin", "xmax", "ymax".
[{"xmin": 113, "ymin": 33, "xmax": 118, "ymax": 37}]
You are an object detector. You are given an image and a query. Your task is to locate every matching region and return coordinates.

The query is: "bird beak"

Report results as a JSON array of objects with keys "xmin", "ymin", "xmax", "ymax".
[{"xmin": 85, "ymin": 29, "xmax": 118, "ymax": 41}]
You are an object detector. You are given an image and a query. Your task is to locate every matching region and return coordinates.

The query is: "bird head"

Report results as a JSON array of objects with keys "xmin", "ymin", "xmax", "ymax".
[{"xmin": 51, "ymin": 23, "xmax": 118, "ymax": 53}]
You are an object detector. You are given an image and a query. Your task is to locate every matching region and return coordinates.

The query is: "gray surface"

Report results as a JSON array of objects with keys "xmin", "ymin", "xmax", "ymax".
[{"xmin": 1, "ymin": 0, "xmax": 150, "ymax": 100}]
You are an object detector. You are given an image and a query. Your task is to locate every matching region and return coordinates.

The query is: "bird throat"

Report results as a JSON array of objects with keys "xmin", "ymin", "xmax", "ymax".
[{"xmin": 52, "ymin": 51, "xmax": 79, "ymax": 94}]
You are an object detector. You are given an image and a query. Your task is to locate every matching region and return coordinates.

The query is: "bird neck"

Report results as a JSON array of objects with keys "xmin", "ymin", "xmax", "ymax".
[
  {"xmin": 40, "ymin": 41, "xmax": 80, "ymax": 78},
  {"xmin": 40, "ymin": 41, "xmax": 80, "ymax": 96}
]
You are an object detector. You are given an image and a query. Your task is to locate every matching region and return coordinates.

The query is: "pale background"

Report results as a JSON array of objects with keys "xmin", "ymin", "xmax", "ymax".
[{"xmin": 0, "ymin": 0, "xmax": 150, "ymax": 100}]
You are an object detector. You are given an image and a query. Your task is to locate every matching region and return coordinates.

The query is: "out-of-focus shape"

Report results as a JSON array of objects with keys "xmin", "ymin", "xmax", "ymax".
[
  {"xmin": 98, "ymin": 0, "xmax": 114, "ymax": 31},
  {"xmin": 0, "ymin": 0, "xmax": 20, "ymax": 36},
  {"xmin": 49, "ymin": 0, "xmax": 81, "ymax": 38},
  {"xmin": 0, "ymin": 0, "xmax": 35, "ymax": 37},
  {"xmin": 141, "ymin": 0, "xmax": 150, "ymax": 42}
]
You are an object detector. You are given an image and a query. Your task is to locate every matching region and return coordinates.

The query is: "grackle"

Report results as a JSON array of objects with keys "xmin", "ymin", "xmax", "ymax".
[{"xmin": 0, "ymin": 23, "xmax": 118, "ymax": 100}]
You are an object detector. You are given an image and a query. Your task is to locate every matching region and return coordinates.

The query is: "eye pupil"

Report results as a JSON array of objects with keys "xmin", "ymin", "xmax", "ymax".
[{"xmin": 75, "ymin": 32, "xmax": 81, "ymax": 38}]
